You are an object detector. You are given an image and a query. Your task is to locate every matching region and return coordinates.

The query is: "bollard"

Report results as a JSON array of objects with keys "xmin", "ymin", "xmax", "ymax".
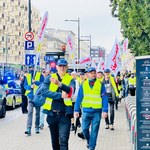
[
  {"xmin": 128, "ymin": 104, "xmax": 135, "ymax": 130},
  {"xmin": 134, "ymin": 118, "xmax": 137, "ymax": 150},
  {"xmin": 131, "ymin": 111, "xmax": 136, "ymax": 149}
]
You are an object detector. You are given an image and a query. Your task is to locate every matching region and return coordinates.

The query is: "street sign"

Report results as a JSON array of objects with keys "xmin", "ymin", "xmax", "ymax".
[
  {"xmin": 44, "ymin": 56, "xmax": 54, "ymax": 62},
  {"xmin": 136, "ymin": 55, "xmax": 150, "ymax": 150},
  {"xmin": 25, "ymin": 41, "xmax": 34, "ymax": 50},
  {"xmin": 25, "ymin": 54, "xmax": 39, "ymax": 66},
  {"xmin": 25, "ymin": 32, "xmax": 34, "ymax": 41}
]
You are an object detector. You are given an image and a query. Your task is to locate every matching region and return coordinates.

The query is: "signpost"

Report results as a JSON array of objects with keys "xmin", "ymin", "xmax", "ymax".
[
  {"xmin": 136, "ymin": 55, "xmax": 150, "ymax": 150},
  {"xmin": 24, "ymin": 31, "xmax": 35, "ymax": 68}
]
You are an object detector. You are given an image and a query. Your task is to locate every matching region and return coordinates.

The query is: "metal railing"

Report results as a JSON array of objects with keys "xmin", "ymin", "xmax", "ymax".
[{"xmin": 124, "ymin": 96, "xmax": 137, "ymax": 150}]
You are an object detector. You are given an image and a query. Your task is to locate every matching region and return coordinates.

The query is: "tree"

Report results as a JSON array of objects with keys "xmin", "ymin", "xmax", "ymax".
[{"xmin": 110, "ymin": 0, "xmax": 150, "ymax": 56}]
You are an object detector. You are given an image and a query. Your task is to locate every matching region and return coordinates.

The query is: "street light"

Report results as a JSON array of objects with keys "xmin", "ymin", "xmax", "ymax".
[
  {"xmin": 4, "ymin": 34, "xmax": 18, "ymax": 75},
  {"xmin": 64, "ymin": 18, "xmax": 80, "ymax": 62}
]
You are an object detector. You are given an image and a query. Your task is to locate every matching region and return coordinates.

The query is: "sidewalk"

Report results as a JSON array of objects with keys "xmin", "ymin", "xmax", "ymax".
[{"xmin": 0, "ymin": 99, "xmax": 132, "ymax": 150}]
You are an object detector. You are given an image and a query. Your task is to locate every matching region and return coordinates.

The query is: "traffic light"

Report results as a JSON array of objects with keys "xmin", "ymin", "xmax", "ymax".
[{"xmin": 62, "ymin": 45, "xmax": 66, "ymax": 52}]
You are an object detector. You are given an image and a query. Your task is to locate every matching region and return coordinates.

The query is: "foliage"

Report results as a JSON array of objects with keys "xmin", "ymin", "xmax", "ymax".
[{"xmin": 110, "ymin": 0, "xmax": 150, "ymax": 56}]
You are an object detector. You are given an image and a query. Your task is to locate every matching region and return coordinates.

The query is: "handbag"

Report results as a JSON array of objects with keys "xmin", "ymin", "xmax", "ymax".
[{"xmin": 33, "ymin": 83, "xmax": 46, "ymax": 107}]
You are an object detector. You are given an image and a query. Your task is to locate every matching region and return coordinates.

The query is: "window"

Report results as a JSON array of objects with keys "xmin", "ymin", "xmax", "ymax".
[
  {"xmin": 2, "ymin": 13, "xmax": 4, "ymax": 18},
  {"xmin": 11, "ymin": 19, "xmax": 14, "ymax": 23},
  {"xmin": 3, "ymin": 3, "xmax": 5, "ymax": 7},
  {"xmin": 3, "ymin": 25, "xmax": 5, "ymax": 30}
]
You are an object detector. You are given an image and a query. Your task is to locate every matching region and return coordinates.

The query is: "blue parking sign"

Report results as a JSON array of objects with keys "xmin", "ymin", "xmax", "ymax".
[{"xmin": 25, "ymin": 41, "xmax": 34, "ymax": 50}]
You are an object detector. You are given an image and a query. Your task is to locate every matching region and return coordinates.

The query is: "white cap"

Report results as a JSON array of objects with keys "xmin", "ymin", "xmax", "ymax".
[{"xmin": 71, "ymin": 71, "xmax": 77, "ymax": 75}]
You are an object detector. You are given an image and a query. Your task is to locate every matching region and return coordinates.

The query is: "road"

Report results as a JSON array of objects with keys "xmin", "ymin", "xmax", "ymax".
[{"xmin": 0, "ymin": 100, "xmax": 132, "ymax": 150}]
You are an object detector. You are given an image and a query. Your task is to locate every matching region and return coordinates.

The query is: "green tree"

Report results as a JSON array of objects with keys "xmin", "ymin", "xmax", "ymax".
[{"xmin": 110, "ymin": 0, "xmax": 150, "ymax": 56}]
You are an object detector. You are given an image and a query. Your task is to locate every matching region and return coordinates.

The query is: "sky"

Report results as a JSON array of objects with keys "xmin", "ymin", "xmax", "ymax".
[{"xmin": 31, "ymin": 0, "xmax": 122, "ymax": 53}]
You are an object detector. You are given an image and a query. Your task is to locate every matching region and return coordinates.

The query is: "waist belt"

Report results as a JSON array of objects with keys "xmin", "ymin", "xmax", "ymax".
[{"xmin": 52, "ymin": 110, "xmax": 65, "ymax": 116}]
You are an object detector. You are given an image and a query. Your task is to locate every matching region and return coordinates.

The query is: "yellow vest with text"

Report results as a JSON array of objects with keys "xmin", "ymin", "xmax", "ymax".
[
  {"xmin": 43, "ymin": 73, "xmax": 73, "ymax": 110},
  {"xmin": 82, "ymin": 79, "xmax": 102, "ymax": 109},
  {"xmin": 33, "ymin": 72, "xmax": 41, "ymax": 94},
  {"xmin": 25, "ymin": 73, "xmax": 32, "ymax": 96}
]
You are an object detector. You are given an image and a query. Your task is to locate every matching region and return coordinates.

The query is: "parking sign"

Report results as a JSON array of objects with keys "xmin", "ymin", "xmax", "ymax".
[{"xmin": 25, "ymin": 41, "xmax": 34, "ymax": 50}]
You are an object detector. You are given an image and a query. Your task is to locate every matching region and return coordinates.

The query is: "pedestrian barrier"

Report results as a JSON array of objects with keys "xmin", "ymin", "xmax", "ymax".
[{"xmin": 125, "ymin": 96, "xmax": 137, "ymax": 150}]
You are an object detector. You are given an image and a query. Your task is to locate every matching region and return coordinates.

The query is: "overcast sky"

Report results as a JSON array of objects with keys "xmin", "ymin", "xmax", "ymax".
[{"xmin": 31, "ymin": 0, "xmax": 122, "ymax": 53}]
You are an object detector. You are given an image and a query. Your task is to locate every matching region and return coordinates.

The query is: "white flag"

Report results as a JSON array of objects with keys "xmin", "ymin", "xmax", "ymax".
[
  {"xmin": 106, "ymin": 38, "xmax": 122, "ymax": 75},
  {"xmin": 91, "ymin": 60, "xmax": 97, "ymax": 68}
]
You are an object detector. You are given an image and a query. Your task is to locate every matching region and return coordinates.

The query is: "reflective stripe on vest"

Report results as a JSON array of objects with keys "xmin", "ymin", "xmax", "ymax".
[
  {"xmin": 43, "ymin": 73, "xmax": 73, "ymax": 110},
  {"xmin": 33, "ymin": 72, "xmax": 41, "ymax": 94},
  {"xmin": 82, "ymin": 79, "xmax": 102, "ymax": 109},
  {"xmin": 25, "ymin": 73, "xmax": 32, "ymax": 96},
  {"xmin": 109, "ymin": 76, "xmax": 119, "ymax": 97}
]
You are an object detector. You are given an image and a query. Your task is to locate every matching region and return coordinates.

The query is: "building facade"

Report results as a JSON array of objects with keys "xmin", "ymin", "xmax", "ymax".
[{"xmin": 0, "ymin": 0, "xmax": 40, "ymax": 66}]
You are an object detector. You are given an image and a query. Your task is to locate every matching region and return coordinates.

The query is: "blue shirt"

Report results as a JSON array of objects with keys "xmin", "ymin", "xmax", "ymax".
[{"xmin": 74, "ymin": 79, "xmax": 108, "ymax": 113}]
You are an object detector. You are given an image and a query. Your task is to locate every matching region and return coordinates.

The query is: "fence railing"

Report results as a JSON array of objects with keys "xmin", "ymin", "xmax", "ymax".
[{"xmin": 124, "ymin": 96, "xmax": 137, "ymax": 150}]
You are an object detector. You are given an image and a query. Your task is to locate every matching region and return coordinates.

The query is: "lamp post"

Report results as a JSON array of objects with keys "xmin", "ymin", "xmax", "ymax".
[
  {"xmin": 64, "ymin": 18, "xmax": 80, "ymax": 62},
  {"xmin": 4, "ymin": 34, "xmax": 18, "ymax": 75}
]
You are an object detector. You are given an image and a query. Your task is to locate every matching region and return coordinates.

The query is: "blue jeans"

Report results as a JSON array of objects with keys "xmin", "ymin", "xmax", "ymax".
[
  {"xmin": 82, "ymin": 111, "xmax": 102, "ymax": 150},
  {"xmin": 27, "ymin": 101, "xmax": 40, "ymax": 129},
  {"xmin": 47, "ymin": 113, "xmax": 71, "ymax": 150},
  {"xmin": 40, "ymin": 108, "xmax": 45, "ymax": 126}
]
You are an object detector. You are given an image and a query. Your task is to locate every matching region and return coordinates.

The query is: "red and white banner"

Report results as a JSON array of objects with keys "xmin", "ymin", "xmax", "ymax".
[
  {"xmin": 67, "ymin": 34, "xmax": 76, "ymax": 70},
  {"xmin": 34, "ymin": 11, "xmax": 48, "ymax": 75},
  {"xmin": 79, "ymin": 57, "xmax": 91, "ymax": 64},
  {"xmin": 123, "ymin": 38, "xmax": 128, "ymax": 52},
  {"xmin": 106, "ymin": 38, "xmax": 122, "ymax": 75}
]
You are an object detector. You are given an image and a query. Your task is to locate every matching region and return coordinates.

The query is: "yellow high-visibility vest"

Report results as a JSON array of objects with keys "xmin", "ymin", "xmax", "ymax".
[
  {"xmin": 25, "ymin": 73, "xmax": 32, "ymax": 96},
  {"xmin": 99, "ymin": 76, "xmax": 104, "ymax": 83},
  {"xmin": 129, "ymin": 77, "xmax": 136, "ymax": 85},
  {"xmin": 43, "ymin": 73, "xmax": 73, "ymax": 110},
  {"xmin": 33, "ymin": 72, "xmax": 41, "ymax": 94},
  {"xmin": 109, "ymin": 75, "xmax": 119, "ymax": 97},
  {"xmin": 82, "ymin": 79, "xmax": 102, "ymax": 109}
]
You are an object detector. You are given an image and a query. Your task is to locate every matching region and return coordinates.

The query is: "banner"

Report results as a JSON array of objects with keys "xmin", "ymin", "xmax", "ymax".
[
  {"xmin": 34, "ymin": 11, "xmax": 48, "ymax": 74},
  {"xmin": 79, "ymin": 56, "xmax": 91, "ymax": 65},
  {"xmin": 105, "ymin": 38, "xmax": 122, "ymax": 75},
  {"xmin": 123, "ymin": 38, "xmax": 128, "ymax": 52},
  {"xmin": 67, "ymin": 34, "xmax": 75, "ymax": 70}
]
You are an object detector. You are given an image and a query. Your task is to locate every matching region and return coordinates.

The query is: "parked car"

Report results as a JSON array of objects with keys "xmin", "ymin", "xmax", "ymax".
[
  {"xmin": 0, "ymin": 85, "xmax": 7, "ymax": 118},
  {"xmin": 5, "ymin": 80, "xmax": 22, "ymax": 109}
]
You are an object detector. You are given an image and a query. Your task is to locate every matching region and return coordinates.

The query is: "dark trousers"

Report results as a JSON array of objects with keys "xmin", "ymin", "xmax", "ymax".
[
  {"xmin": 21, "ymin": 95, "xmax": 28, "ymax": 113},
  {"xmin": 105, "ymin": 102, "xmax": 115, "ymax": 125},
  {"xmin": 47, "ymin": 113, "xmax": 71, "ymax": 150}
]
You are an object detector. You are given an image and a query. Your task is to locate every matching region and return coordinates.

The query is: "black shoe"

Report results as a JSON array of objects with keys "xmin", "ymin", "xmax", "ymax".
[
  {"xmin": 25, "ymin": 128, "xmax": 31, "ymax": 136},
  {"xmin": 39, "ymin": 124, "xmax": 44, "ymax": 130},
  {"xmin": 35, "ymin": 127, "xmax": 40, "ymax": 134},
  {"xmin": 77, "ymin": 132, "xmax": 85, "ymax": 140},
  {"xmin": 110, "ymin": 125, "xmax": 114, "ymax": 130},
  {"xmin": 105, "ymin": 124, "xmax": 109, "ymax": 129},
  {"xmin": 22, "ymin": 111, "xmax": 28, "ymax": 114},
  {"xmin": 70, "ymin": 124, "xmax": 75, "ymax": 131}
]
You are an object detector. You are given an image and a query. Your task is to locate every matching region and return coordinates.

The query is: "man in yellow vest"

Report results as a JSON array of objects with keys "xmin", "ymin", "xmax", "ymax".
[
  {"xmin": 38, "ymin": 59, "xmax": 75, "ymax": 150},
  {"xmin": 103, "ymin": 69, "xmax": 119, "ymax": 130},
  {"xmin": 24, "ymin": 65, "xmax": 44, "ymax": 135},
  {"xmin": 96, "ymin": 70, "xmax": 104, "ymax": 82},
  {"xmin": 129, "ymin": 73, "xmax": 136, "ymax": 96},
  {"xmin": 74, "ymin": 67, "xmax": 108, "ymax": 150}
]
